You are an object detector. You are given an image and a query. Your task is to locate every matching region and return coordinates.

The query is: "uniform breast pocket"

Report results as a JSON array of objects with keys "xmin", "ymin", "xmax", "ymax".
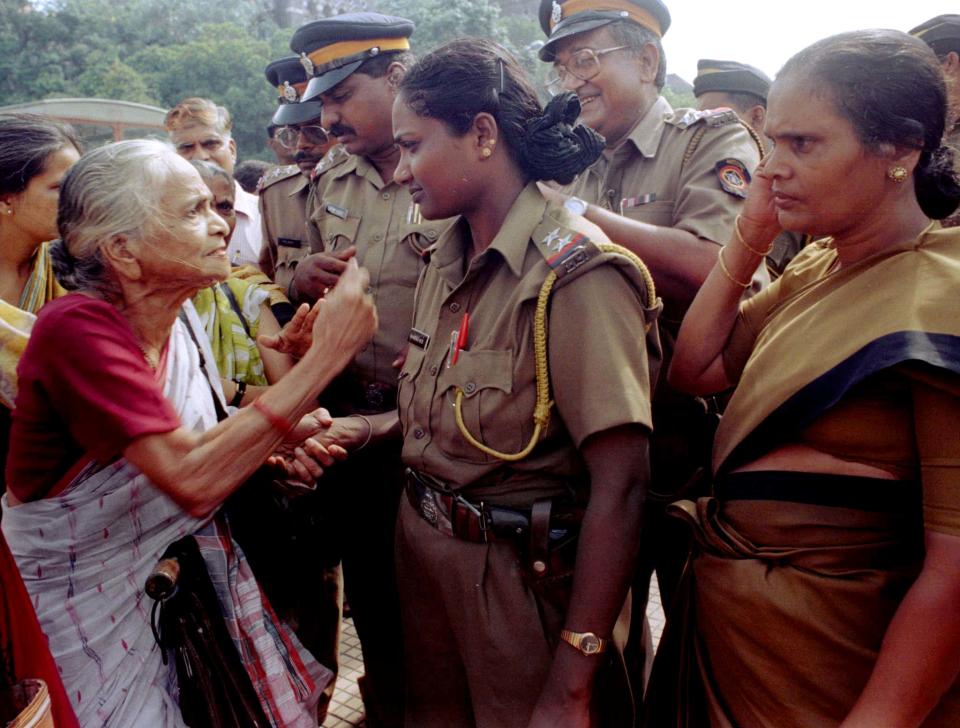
[
  {"xmin": 621, "ymin": 199, "xmax": 675, "ymax": 227},
  {"xmin": 314, "ymin": 212, "xmax": 361, "ymax": 252},
  {"xmin": 433, "ymin": 349, "xmax": 523, "ymax": 464}
]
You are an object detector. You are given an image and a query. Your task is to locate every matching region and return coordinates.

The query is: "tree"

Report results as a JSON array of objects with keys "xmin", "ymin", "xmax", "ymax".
[{"xmin": 129, "ymin": 23, "xmax": 279, "ymax": 160}]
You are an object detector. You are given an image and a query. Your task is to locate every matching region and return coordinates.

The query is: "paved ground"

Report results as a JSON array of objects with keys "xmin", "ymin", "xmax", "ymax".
[{"xmin": 323, "ymin": 578, "xmax": 665, "ymax": 727}]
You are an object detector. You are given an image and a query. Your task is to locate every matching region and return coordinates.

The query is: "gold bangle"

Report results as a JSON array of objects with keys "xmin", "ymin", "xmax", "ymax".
[
  {"xmin": 717, "ymin": 246, "xmax": 752, "ymax": 289},
  {"xmin": 734, "ymin": 215, "xmax": 774, "ymax": 257}
]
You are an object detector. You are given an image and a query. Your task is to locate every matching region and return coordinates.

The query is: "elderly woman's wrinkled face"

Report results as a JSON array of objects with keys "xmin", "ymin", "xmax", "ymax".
[
  {"xmin": 763, "ymin": 76, "xmax": 890, "ymax": 237},
  {"xmin": 139, "ymin": 161, "xmax": 230, "ymax": 287},
  {"xmin": 2, "ymin": 145, "xmax": 80, "ymax": 245}
]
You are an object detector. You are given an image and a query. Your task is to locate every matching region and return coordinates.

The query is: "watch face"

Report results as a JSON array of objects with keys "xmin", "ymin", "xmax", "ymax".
[{"xmin": 580, "ymin": 634, "xmax": 601, "ymax": 655}]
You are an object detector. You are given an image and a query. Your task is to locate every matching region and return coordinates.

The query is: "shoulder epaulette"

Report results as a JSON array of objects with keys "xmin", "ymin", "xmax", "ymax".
[
  {"xmin": 668, "ymin": 107, "xmax": 740, "ymax": 131},
  {"xmin": 311, "ymin": 144, "xmax": 352, "ymax": 181},
  {"xmin": 257, "ymin": 164, "xmax": 299, "ymax": 192}
]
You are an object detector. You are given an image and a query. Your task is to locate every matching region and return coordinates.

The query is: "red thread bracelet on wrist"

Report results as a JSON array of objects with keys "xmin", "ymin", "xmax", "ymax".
[{"xmin": 252, "ymin": 398, "xmax": 296, "ymax": 438}]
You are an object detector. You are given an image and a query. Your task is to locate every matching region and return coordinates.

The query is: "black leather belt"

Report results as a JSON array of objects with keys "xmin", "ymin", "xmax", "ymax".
[{"xmin": 404, "ymin": 468, "xmax": 581, "ymax": 544}]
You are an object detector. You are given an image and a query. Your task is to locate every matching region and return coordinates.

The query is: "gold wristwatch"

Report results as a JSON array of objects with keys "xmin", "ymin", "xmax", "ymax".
[{"xmin": 559, "ymin": 629, "xmax": 607, "ymax": 656}]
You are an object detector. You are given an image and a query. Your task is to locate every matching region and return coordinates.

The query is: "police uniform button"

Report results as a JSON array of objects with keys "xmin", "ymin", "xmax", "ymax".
[
  {"xmin": 464, "ymin": 382, "xmax": 476, "ymax": 394},
  {"xmin": 430, "ymin": 365, "xmax": 438, "ymax": 375},
  {"xmin": 532, "ymin": 560, "xmax": 547, "ymax": 574},
  {"xmin": 414, "ymin": 428, "xmax": 425, "ymax": 439},
  {"xmin": 425, "ymin": 230, "xmax": 438, "ymax": 240},
  {"xmin": 382, "ymin": 192, "xmax": 391, "ymax": 200},
  {"xmin": 372, "ymin": 233, "xmax": 383, "ymax": 242},
  {"xmin": 449, "ymin": 302, "xmax": 461, "ymax": 313},
  {"xmin": 606, "ymin": 189, "xmax": 617, "ymax": 199}
]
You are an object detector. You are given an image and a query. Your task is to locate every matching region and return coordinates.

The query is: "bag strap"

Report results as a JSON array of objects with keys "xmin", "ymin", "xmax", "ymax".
[
  {"xmin": 177, "ymin": 308, "xmax": 230, "ymax": 422},
  {"xmin": 219, "ymin": 282, "xmax": 253, "ymax": 340}
]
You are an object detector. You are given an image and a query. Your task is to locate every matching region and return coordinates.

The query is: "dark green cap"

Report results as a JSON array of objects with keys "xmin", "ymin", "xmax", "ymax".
[
  {"xmin": 290, "ymin": 12, "xmax": 414, "ymax": 102},
  {"xmin": 693, "ymin": 59, "xmax": 771, "ymax": 104},
  {"xmin": 538, "ymin": 0, "xmax": 671, "ymax": 62},
  {"xmin": 264, "ymin": 56, "xmax": 322, "ymax": 126}
]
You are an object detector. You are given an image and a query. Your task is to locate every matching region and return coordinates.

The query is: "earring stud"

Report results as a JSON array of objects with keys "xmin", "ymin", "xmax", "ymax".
[
  {"xmin": 888, "ymin": 166, "xmax": 908, "ymax": 183},
  {"xmin": 481, "ymin": 147, "xmax": 492, "ymax": 158}
]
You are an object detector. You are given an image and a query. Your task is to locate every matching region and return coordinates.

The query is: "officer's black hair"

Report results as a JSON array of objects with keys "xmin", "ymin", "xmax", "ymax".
[
  {"xmin": 779, "ymin": 29, "xmax": 960, "ymax": 220},
  {"xmin": 234, "ymin": 160, "xmax": 272, "ymax": 194},
  {"xmin": 0, "ymin": 113, "xmax": 82, "ymax": 198},
  {"xmin": 399, "ymin": 38, "xmax": 604, "ymax": 184},
  {"xmin": 355, "ymin": 50, "xmax": 416, "ymax": 79},
  {"xmin": 925, "ymin": 38, "xmax": 960, "ymax": 60},
  {"xmin": 607, "ymin": 20, "xmax": 666, "ymax": 91}
]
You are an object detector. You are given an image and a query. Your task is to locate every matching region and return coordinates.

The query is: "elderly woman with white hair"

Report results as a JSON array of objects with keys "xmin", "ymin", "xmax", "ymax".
[{"xmin": 1, "ymin": 139, "xmax": 377, "ymax": 727}]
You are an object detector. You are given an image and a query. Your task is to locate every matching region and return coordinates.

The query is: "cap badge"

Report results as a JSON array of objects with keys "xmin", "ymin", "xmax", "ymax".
[
  {"xmin": 551, "ymin": 0, "xmax": 563, "ymax": 25},
  {"xmin": 299, "ymin": 52, "xmax": 314, "ymax": 76},
  {"xmin": 282, "ymin": 81, "xmax": 298, "ymax": 103}
]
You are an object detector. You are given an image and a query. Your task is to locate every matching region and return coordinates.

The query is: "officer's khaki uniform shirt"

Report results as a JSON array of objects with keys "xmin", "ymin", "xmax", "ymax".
[
  {"xmin": 399, "ymin": 184, "xmax": 660, "ymax": 508},
  {"xmin": 568, "ymin": 96, "xmax": 759, "ymax": 243},
  {"xmin": 258, "ymin": 165, "xmax": 311, "ymax": 293},
  {"xmin": 306, "ymin": 152, "xmax": 454, "ymax": 389}
]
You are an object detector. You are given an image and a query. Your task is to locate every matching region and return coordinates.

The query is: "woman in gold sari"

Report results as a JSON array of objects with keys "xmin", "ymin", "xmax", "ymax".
[{"xmin": 663, "ymin": 30, "xmax": 960, "ymax": 727}]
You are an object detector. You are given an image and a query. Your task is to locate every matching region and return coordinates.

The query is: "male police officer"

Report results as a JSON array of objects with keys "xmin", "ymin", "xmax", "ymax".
[
  {"xmin": 259, "ymin": 56, "xmax": 338, "ymax": 294},
  {"xmin": 693, "ymin": 58, "xmax": 771, "ymax": 146},
  {"xmin": 693, "ymin": 59, "xmax": 807, "ymax": 275},
  {"xmin": 288, "ymin": 14, "xmax": 453, "ymax": 727},
  {"xmin": 537, "ymin": 0, "xmax": 763, "ymax": 708}
]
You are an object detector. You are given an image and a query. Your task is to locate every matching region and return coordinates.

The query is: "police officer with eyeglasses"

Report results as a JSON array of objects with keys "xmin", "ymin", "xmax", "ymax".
[{"xmin": 259, "ymin": 56, "xmax": 340, "ymax": 293}]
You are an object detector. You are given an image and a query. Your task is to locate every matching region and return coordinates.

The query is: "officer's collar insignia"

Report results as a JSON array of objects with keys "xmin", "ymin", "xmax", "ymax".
[
  {"xmin": 551, "ymin": 0, "xmax": 563, "ymax": 25},
  {"xmin": 299, "ymin": 52, "xmax": 315, "ymax": 76},
  {"xmin": 714, "ymin": 158, "xmax": 751, "ymax": 199},
  {"xmin": 282, "ymin": 81, "xmax": 298, "ymax": 103}
]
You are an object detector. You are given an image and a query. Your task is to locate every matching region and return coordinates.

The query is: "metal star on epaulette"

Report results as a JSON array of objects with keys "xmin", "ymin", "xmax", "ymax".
[
  {"xmin": 542, "ymin": 228, "xmax": 563, "ymax": 249},
  {"xmin": 300, "ymin": 52, "xmax": 314, "ymax": 76},
  {"xmin": 552, "ymin": 233, "xmax": 573, "ymax": 252},
  {"xmin": 282, "ymin": 81, "xmax": 298, "ymax": 103},
  {"xmin": 551, "ymin": 0, "xmax": 563, "ymax": 25}
]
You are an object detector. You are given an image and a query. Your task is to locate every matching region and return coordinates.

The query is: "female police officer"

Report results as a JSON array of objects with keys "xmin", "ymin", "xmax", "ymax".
[{"xmin": 390, "ymin": 39, "xmax": 661, "ymax": 727}]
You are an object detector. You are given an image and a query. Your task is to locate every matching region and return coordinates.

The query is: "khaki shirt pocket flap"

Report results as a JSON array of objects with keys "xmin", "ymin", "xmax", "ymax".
[{"xmin": 437, "ymin": 349, "xmax": 513, "ymax": 398}]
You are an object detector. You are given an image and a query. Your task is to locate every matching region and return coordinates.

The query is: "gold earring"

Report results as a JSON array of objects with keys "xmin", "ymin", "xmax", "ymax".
[
  {"xmin": 481, "ymin": 147, "xmax": 493, "ymax": 159},
  {"xmin": 888, "ymin": 166, "xmax": 908, "ymax": 183}
]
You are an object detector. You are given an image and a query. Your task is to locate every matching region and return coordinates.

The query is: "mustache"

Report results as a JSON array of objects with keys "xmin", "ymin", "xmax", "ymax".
[
  {"xmin": 294, "ymin": 150, "xmax": 321, "ymax": 164},
  {"xmin": 329, "ymin": 123, "xmax": 355, "ymax": 137}
]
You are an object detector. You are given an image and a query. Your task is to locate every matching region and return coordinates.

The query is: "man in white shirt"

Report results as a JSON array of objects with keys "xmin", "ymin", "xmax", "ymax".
[{"xmin": 165, "ymin": 97, "xmax": 264, "ymax": 268}]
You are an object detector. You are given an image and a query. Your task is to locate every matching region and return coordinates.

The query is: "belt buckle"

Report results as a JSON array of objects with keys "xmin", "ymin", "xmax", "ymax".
[{"xmin": 419, "ymin": 493, "xmax": 439, "ymax": 527}]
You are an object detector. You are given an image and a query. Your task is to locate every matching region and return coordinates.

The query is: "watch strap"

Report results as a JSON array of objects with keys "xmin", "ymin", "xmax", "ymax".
[{"xmin": 559, "ymin": 629, "xmax": 607, "ymax": 656}]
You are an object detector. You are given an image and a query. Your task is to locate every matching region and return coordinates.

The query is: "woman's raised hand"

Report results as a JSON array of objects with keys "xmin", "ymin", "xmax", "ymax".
[
  {"xmin": 309, "ymin": 258, "xmax": 377, "ymax": 363},
  {"xmin": 740, "ymin": 155, "xmax": 782, "ymax": 246}
]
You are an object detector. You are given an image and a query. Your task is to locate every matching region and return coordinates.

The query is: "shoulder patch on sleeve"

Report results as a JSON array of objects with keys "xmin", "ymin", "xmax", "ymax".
[
  {"xmin": 537, "ymin": 228, "xmax": 601, "ymax": 280},
  {"xmin": 257, "ymin": 164, "xmax": 299, "ymax": 192},
  {"xmin": 715, "ymin": 158, "xmax": 751, "ymax": 198}
]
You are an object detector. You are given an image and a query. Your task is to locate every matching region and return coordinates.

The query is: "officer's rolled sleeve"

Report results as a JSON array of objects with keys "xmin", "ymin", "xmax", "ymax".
[
  {"xmin": 548, "ymin": 265, "xmax": 653, "ymax": 449},
  {"xmin": 674, "ymin": 124, "xmax": 760, "ymax": 245}
]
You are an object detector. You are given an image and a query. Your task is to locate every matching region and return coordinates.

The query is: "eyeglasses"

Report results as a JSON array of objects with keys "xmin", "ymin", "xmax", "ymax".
[
  {"xmin": 545, "ymin": 45, "xmax": 630, "ymax": 96},
  {"xmin": 275, "ymin": 124, "xmax": 329, "ymax": 150}
]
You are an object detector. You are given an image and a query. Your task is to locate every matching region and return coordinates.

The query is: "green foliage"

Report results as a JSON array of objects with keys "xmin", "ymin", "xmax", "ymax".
[
  {"xmin": 661, "ymin": 86, "xmax": 697, "ymax": 111},
  {"xmin": 380, "ymin": 0, "xmax": 507, "ymax": 53},
  {"xmin": 0, "ymin": 0, "xmax": 556, "ymax": 159}
]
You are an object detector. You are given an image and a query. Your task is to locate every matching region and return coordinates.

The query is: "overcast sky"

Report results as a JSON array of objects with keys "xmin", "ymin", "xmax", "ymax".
[{"xmin": 662, "ymin": 1, "xmax": 958, "ymax": 84}]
